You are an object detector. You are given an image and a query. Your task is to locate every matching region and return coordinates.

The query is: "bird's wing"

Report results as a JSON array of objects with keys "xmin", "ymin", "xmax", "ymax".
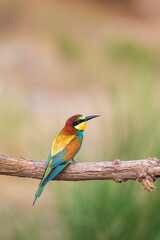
[
  {"xmin": 43, "ymin": 137, "xmax": 82, "ymax": 183},
  {"xmin": 49, "ymin": 136, "xmax": 82, "ymax": 169},
  {"xmin": 45, "ymin": 136, "xmax": 82, "ymax": 180},
  {"xmin": 44, "ymin": 149, "xmax": 69, "ymax": 182},
  {"xmin": 51, "ymin": 133, "xmax": 76, "ymax": 156},
  {"xmin": 45, "ymin": 133, "xmax": 76, "ymax": 166}
]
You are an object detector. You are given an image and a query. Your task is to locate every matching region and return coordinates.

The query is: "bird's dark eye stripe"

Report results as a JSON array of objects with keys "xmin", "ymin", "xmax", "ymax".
[{"xmin": 72, "ymin": 119, "xmax": 84, "ymax": 126}]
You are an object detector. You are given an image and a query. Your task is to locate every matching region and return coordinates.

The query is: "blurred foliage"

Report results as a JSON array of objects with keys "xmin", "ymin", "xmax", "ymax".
[
  {"xmin": 108, "ymin": 41, "xmax": 157, "ymax": 69},
  {"xmin": 57, "ymin": 181, "xmax": 160, "ymax": 240},
  {"xmin": 55, "ymin": 33, "xmax": 84, "ymax": 60}
]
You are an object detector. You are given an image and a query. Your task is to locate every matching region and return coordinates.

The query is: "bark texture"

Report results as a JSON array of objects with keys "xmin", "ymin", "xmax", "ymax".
[{"xmin": 0, "ymin": 155, "xmax": 160, "ymax": 191}]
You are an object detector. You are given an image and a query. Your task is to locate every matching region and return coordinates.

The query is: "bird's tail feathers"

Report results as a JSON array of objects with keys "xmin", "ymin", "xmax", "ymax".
[{"xmin": 33, "ymin": 178, "xmax": 47, "ymax": 206}]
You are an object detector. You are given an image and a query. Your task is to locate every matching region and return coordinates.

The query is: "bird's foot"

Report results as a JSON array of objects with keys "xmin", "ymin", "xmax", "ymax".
[{"xmin": 71, "ymin": 158, "xmax": 78, "ymax": 163}]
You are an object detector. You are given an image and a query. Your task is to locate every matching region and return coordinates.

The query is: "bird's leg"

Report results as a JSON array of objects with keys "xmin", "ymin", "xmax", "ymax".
[{"xmin": 71, "ymin": 158, "xmax": 78, "ymax": 163}]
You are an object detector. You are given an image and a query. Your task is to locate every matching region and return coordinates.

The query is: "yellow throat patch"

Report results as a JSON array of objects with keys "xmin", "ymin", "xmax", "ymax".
[{"xmin": 75, "ymin": 121, "xmax": 87, "ymax": 131}]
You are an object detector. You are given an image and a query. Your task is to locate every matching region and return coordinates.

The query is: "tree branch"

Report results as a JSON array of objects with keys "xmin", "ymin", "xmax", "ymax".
[{"xmin": 0, "ymin": 155, "xmax": 160, "ymax": 191}]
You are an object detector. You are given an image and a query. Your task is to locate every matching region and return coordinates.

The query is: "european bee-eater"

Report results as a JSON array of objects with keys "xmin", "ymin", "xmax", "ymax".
[{"xmin": 33, "ymin": 114, "xmax": 99, "ymax": 205}]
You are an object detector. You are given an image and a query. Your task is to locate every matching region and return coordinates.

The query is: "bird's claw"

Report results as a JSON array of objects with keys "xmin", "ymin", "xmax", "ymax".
[{"xmin": 71, "ymin": 158, "xmax": 78, "ymax": 163}]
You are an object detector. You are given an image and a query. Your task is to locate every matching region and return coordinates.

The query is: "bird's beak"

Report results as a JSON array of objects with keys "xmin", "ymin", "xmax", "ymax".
[{"xmin": 85, "ymin": 115, "xmax": 100, "ymax": 121}]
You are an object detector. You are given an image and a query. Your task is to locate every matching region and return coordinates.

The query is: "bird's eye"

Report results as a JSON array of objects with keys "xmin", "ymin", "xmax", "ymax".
[{"xmin": 72, "ymin": 119, "xmax": 83, "ymax": 126}]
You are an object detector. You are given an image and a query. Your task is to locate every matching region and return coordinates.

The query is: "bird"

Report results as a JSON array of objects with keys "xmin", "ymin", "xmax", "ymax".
[{"xmin": 33, "ymin": 114, "xmax": 100, "ymax": 205}]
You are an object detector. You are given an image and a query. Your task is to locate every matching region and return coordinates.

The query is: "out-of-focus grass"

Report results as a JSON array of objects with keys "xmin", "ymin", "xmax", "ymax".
[{"xmin": 57, "ymin": 181, "xmax": 160, "ymax": 240}]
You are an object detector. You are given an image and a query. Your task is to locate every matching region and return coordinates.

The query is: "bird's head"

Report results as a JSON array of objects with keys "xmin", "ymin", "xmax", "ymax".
[{"xmin": 66, "ymin": 114, "xmax": 100, "ymax": 131}]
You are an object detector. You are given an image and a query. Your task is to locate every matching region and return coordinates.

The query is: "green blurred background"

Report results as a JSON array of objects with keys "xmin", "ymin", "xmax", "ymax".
[{"xmin": 0, "ymin": 0, "xmax": 160, "ymax": 239}]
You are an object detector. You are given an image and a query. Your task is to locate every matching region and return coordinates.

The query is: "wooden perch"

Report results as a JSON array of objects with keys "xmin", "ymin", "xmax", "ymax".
[{"xmin": 0, "ymin": 155, "xmax": 160, "ymax": 192}]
